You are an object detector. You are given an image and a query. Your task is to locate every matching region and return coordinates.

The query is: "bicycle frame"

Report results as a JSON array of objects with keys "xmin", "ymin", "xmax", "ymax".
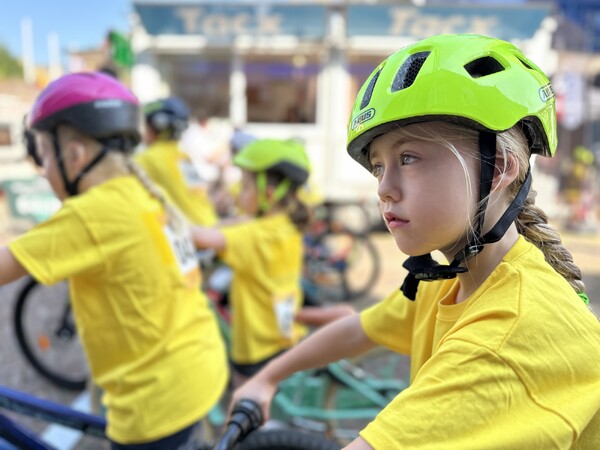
[
  {"xmin": 0, "ymin": 385, "xmax": 105, "ymax": 450},
  {"xmin": 0, "ymin": 386, "xmax": 338, "ymax": 450}
]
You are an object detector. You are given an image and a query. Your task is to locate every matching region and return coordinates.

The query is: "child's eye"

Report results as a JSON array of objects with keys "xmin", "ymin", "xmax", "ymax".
[
  {"xmin": 400, "ymin": 154, "xmax": 417, "ymax": 165},
  {"xmin": 371, "ymin": 163, "xmax": 383, "ymax": 178}
]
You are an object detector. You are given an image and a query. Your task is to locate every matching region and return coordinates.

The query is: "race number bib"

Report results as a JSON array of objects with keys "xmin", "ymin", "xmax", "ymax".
[
  {"xmin": 163, "ymin": 223, "xmax": 198, "ymax": 275},
  {"xmin": 273, "ymin": 294, "xmax": 295, "ymax": 339},
  {"xmin": 178, "ymin": 160, "xmax": 205, "ymax": 188}
]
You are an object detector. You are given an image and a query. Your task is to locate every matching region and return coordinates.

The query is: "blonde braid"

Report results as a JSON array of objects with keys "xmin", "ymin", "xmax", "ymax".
[
  {"xmin": 125, "ymin": 159, "xmax": 190, "ymax": 233},
  {"xmin": 495, "ymin": 126, "xmax": 587, "ymax": 299},
  {"xmin": 515, "ymin": 188, "xmax": 586, "ymax": 295}
]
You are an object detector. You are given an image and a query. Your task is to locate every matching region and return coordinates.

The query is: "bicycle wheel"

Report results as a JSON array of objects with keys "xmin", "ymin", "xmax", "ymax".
[
  {"xmin": 13, "ymin": 277, "xmax": 89, "ymax": 391},
  {"xmin": 304, "ymin": 229, "xmax": 380, "ymax": 302},
  {"xmin": 337, "ymin": 232, "xmax": 380, "ymax": 300},
  {"xmin": 238, "ymin": 429, "xmax": 339, "ymax": 450}
]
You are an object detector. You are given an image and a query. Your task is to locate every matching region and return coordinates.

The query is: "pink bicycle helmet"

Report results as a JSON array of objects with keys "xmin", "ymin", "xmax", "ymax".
[
  {"xmin": 30, "ymin": 71, "xmax": 141, "ymax": 147},
  {"xmin": 28, "ymin": 72, "xmax": 141, "ymax": 196}
]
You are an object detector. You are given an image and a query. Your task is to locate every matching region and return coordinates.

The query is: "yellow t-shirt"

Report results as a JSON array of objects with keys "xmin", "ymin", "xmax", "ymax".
[
  {"xmin": 9, "ymin": 175, "xmax": 228, "ymax": 444},
  {"xmin": 135, "ymin": 140, "xmax": 218, "ymax": 226},
  {"xmin": 219, "ymin": 213, "xmax": 307, "ymax": 364},
  {"xmin": 359, "ymin": 236, "xmax": 600, "ymax": 449}
]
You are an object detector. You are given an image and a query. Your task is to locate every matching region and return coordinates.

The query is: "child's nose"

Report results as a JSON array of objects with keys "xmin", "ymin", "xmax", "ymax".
[{"xmin": 377, "ymin": 172, "xmax": 401, "ymax": 202}]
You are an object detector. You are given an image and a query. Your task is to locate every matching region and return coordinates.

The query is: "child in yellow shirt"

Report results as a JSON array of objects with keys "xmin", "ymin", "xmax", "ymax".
[
  {"xmin": 231, "ymin": 34, "xmax": 600, "ymax": 449},
  {"xmin": 192, "ymin": 139, "xmax": 311, "ymax": 387},
  {"xmin": 0, "ymin": 72, "xmax": 228, "ymax": 449},
  {"xmin": 136, "ymin": 96, "xmax": 219, "ymax": 226}
]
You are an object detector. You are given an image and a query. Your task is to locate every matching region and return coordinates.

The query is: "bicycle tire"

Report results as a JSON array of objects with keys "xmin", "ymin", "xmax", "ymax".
[
  {"xmin": 237, "ymin": 429, "xmax": 340, "ymax": 450},
  {"xmin": 339, "ymin": 232, "xmax": 380, "ymax": 300},
  {"xmin": 13, "ymin": 277, "xmax": 89, "ymax": 391},
  {"xmin": 304, "ymin": 230, "xmax": 380, "ymax": 302}
]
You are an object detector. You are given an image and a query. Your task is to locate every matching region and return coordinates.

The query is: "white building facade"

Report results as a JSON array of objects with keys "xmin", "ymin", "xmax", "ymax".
[{"xmin": 130, "ymin": 1, "xmax": 554, "ymax": 202}]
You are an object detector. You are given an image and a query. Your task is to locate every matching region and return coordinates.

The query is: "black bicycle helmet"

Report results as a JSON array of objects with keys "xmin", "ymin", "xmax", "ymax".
[{"xmin": 144, "ymin": 97, "xmax": 190, "ymax": 139}]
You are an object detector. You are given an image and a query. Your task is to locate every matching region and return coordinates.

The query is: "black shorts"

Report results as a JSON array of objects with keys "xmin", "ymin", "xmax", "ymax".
[{"xmin": 231, "ymin": 350, "xmax": 286, "ymax": 377}]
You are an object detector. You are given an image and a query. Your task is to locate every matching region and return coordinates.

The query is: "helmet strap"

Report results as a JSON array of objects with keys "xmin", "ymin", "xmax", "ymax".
[
  {"xmin": 256, "ymin": 172, "xmax": 292, "ymax": 213},
  {"xmin": 452, "ymin": 131, "xmax": 497, "ymax": 262},
  {"xmin": 52, "ymin": 132, "xmax": 110, "ymax": 196},
  {"xmin": 399, "ymin": 131, "xmax": 531, "ymax": 300}
]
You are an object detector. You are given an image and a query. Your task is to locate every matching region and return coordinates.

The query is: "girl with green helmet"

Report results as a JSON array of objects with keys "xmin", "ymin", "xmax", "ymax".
[
  {"xmin": 230, "ymin": 34, "xmax": 600, "ymax": 448},
  {"xmin": 192, "ymin": 138, "xmax": 312, "ymax": 387}
]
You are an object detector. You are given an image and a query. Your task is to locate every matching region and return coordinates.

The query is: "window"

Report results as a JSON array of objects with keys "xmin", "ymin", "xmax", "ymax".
[
  {"xmin": 245, "ymin": 55, "xmax": 319, "ymax": 123},
  {"xmin": 166, "ymin": 54, "xmax": 231, "ymax": 118}
]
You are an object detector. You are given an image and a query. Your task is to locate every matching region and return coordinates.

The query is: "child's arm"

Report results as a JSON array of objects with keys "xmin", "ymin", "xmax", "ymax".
[
  {"xmin": 230, "ymin": 314, "xmax": 376, "ymax": 422},
  {"xmin": 190, "ymin": 226, "xmax": 226, "ymax": 252},
  {"xmin": 0, "ymin": 246, "xmax": 28, "ymax": 285},
  {"xmin": 344, "ymin": 437, "xmax": 374, "ymax": 449},
  {"xmin": 295, "ymin": 303, "xmax": 357, "ymax": 327}
]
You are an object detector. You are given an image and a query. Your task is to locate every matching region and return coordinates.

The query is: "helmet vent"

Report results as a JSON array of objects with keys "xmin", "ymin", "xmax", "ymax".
[
  {"xmin": 516, "ymin": 56, "xmax": 535, "ymax": 71},
  {"xmin": 391, "ymin": 51, "xmax": 430, "ymax": 93},
  {"xmin": 464, "ymin": 56, "xmax": 504, "ymax": 78},
  {"xmin": 360, "ymin": 68, "xmax": 382, "ymax": 110}
]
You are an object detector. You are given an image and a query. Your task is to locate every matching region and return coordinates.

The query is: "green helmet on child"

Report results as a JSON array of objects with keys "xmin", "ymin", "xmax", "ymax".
[
  {"xmin": 347, "ymin": 33, "xmax": 556, "ymax": 170},
  {"xmin": 233, "ymin": 138, "xmax": 311, "ymax": 212},
  {"xmin": 346, "ymin": 33, "xmax": 558, "ymax": 294},
  {"xmin": 234, "ymin": 138, "xmax": 311, "ymax": 185}
]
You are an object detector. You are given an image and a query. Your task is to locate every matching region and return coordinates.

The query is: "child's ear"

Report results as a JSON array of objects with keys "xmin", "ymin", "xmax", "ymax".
[
  {"xmin": 64, "ymin": 140, "xmax": 90, "ymax": 172},
  {"xmin": 492, "ymin": 153, "xmax": 520, "ymax": 191}
]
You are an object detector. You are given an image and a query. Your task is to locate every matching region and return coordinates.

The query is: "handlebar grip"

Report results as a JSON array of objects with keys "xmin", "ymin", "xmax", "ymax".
[{"xmin": 213, "ymin": 399, "xmax": 263, "ymax": 450}]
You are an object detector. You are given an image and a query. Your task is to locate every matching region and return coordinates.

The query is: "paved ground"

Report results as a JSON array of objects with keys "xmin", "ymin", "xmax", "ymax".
[{"xmin": 0, "ymin": 196, "xmax": 599, "ymax": 449}]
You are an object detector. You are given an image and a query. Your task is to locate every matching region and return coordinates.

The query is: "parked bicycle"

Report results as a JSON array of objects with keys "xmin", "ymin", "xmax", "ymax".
[
  {"xmin": 0, "ymin": 386, "xmax": 339, "ymax": 450},
  {"xmin": 303, "ymin": 201, "xmax": 381, "ymax": 304},
  {"xmin": 13, "ymin": 278, "xmax": 86, "ymax": 391}
]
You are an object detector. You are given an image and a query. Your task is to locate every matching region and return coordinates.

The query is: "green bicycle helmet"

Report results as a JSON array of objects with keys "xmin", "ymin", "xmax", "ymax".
[
  {"xmin": 234, "ymin": 138, "xmax": 311, "ymax": 185},
  {"xmin": 347, "ymin": 33, "xmax": 556, "ymax": 170},
  {"xmin": 346, "ymin": 34, "xmax": 557, "ymax": 299},
  {"xmin": 233, "ymin": 138, "xmax": 311, "ymax": 212}
]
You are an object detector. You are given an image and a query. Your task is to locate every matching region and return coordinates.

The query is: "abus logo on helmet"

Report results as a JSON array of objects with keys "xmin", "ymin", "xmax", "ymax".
[
  {"xmin": 351, "ymin": 108, "xmax": 375, "ymax": 131},
  {"xmin": 94, "ymin": 99, "xmax": 123, "ymax": 109},
  {"xmin": 539, "ymin": 84, "xmax": 555, "ymax": 103}
]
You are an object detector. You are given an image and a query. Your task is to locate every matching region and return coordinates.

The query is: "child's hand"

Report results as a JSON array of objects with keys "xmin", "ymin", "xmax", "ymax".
[{"xmin": 228, "ymin": 375, "xmax": 278, "ymax": 425}]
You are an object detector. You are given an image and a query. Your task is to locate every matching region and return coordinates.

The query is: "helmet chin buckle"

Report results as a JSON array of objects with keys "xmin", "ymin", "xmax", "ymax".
[
  {"xmin": 453, "ymin": 243, "xmax": 485, "ymax": 263},
  {"xmin": 401, "ymin": 254, "xmax": 468, "ymax": 299},
  {"xmin": 414, "ymin": 267, "xmax": 467, "ymax": 281}
]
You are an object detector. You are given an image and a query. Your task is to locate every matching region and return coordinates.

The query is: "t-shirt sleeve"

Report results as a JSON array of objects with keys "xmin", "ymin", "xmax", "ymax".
[
  {"xmin": 9, "ymin": 204, "xmax": 105, "ymax": 285},
  {"xmin": 218, "ymin": 220, "xmax": 257, "ymax": 271},
  {"xmin": 360, "ymin": 289, "xmax": 416, "ymax": 355},
  {"xmin": 359, "ymin": 339, "xmax": 570, "ymax": 449}
]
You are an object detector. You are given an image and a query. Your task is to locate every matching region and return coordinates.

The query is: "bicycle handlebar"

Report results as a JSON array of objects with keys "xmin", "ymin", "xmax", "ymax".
[{"xmin": 213, "ymin": 398, "xmax": 263, "ymax": 450}]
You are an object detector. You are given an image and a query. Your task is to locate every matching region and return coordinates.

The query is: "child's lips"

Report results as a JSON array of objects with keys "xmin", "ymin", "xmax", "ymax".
[{"xmin": 384, "ymin": 212, "xmax": 409, "ymax": 228}]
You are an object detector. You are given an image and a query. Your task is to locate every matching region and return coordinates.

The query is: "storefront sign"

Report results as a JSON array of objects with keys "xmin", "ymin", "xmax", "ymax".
[
  {"xmin": 135, "ymin": 3, "xmax": 549, "ymax": 42},
  {"xmin": 347, "ymin": 5, "xmax": 551, "ymax": 40},
  {"xmin": 134, "ymin": 4, "xmax": 327, "ymax": 40}
]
